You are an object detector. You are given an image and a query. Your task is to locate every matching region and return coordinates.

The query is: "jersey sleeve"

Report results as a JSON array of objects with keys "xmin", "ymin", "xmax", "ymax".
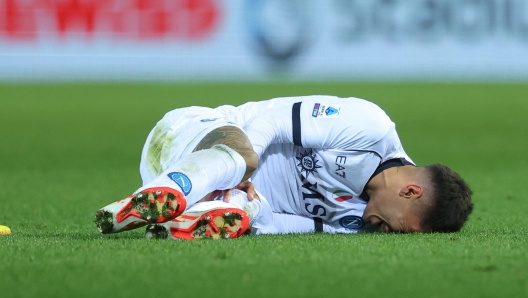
[
  {"xmin": 254, "ymin": 212, "xmax": 374, "ymax": 235},
  {"xmin": 242, "ymin": 96, "xmax": 395, "ymax": 157}
]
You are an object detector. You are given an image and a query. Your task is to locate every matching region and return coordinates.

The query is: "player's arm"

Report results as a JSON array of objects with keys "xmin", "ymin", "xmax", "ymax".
[
  {"xmin": 254, "ymin": 213, "xmax": 363, "ymax": 235},
  {"xmin": 243, "ymin": 96, "xmax": 394, "ymax": 157}
]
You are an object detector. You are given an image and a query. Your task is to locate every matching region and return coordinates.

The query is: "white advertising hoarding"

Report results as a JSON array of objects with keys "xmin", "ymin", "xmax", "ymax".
[{"xmin": 1, "ymin": 0, "xmax": 527, "ymax": 81}]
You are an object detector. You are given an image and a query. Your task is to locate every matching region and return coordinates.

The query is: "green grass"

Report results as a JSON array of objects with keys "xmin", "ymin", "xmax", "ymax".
[{"xmin": 1, "ymin": 83, "xmax": 527, "ymax": 297}]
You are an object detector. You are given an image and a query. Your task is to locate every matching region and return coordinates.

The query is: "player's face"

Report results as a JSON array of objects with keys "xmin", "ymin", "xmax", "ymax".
[{"xmin": 362, "ymin": 191, "xmax": 424, "ymax": 233}]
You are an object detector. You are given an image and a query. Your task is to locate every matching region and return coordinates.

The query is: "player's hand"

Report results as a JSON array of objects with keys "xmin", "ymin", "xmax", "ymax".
[
  {"xmin": 222, "ymin": 181, "xmax": 259, "ymax": 203},
  {"xmin": 199, "ymin": 181, "xmax": 259, "ymax": 203}
]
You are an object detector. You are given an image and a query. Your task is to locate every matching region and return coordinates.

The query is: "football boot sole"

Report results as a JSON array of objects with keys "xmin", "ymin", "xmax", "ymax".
[
  {"xmin": 145, "ymin": 207, "xmax": 250, "ymax": 240},
  {"xmin": 95, "ymin": 187, "xmax": 186, "ymax": 234}
]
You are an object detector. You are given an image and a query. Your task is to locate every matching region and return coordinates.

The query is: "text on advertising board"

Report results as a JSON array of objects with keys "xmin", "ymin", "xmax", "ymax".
[{"xmin": 0, "ymin": 0, "xmax": 220, "ymax": 40}]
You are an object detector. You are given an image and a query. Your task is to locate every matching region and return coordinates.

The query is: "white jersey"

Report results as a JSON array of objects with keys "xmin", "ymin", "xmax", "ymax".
[
  {"xmin": 216, "ymin": 96, "xmax": 414, "ymax": 233},
  {"xmin": 139, "ymin": 96, "xmax": 413, "ymax": 234}
]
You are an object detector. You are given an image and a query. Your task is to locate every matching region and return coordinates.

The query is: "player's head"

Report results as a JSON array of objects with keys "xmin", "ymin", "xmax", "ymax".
[
  {"xmin": 419, "ymin": 163, "xmax": 473, "ymax": 232},
  {"xmin": 363, "ymin": 164, "xmax": 473, "ymax": 233}
]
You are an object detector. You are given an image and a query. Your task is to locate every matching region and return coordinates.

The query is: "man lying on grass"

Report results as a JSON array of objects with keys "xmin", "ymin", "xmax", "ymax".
[{"xmin": 94, "ymin": 95, "xmax": 473, "ymax": 239}]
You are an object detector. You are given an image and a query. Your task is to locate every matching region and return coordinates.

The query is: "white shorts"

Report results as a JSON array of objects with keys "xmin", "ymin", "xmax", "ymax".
[{"xmin": 139, "ymin": 106, "xmax": 242, "ymax": 185}]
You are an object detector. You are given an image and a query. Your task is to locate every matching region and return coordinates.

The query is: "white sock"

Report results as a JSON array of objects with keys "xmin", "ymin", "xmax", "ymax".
[{"xmin": 137, "ymin": 144, "xmax": 246, "ymax": 206}]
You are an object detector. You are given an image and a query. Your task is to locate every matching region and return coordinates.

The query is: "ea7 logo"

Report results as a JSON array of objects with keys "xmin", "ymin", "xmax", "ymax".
[{"xmin": 335, "ymin": 156, "xmax": 346, "ymax": 178}]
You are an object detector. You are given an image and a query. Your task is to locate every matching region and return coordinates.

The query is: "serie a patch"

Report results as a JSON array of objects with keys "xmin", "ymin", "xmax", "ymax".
[
  {"xmin": 312, "ymin": 103, "xmax": 341, "ymax": 118},
  {"xmin": 167, "ymin": 172, "xmax": 192, "ymax": 195}
]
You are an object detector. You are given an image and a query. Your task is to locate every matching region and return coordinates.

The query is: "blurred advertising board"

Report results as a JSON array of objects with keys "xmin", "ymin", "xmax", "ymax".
[{"xmin": 1, "ymin": 0, "xmax": 528, "ymax": 81}]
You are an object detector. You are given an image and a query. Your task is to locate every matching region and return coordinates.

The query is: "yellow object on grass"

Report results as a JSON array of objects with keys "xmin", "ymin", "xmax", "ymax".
[{"xmin": 0, "ymin": 225, "xmax": 11, "ymax": 235}]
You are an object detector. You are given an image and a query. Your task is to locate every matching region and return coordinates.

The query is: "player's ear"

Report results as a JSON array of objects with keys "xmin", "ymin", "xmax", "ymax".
[{"xmin": 399, "ymin": 184, "xmax": 423, "ymax": 200}]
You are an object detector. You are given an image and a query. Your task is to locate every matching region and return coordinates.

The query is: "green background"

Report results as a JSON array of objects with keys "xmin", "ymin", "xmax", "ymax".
[{"xmin": 1, "ymin": 83, "xmax": 527, "ymax": 297}]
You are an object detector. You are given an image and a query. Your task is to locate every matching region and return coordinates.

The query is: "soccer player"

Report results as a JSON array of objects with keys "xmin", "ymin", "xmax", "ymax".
[{"xmin": 95, "ymin": 95, "xmax": 473, "ymax": 239}]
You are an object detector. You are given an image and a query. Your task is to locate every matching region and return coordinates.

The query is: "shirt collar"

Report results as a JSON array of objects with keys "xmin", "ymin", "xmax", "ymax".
[{"xmin": 359, "ymin": 158, "xmax": 415, "ymax": 202}]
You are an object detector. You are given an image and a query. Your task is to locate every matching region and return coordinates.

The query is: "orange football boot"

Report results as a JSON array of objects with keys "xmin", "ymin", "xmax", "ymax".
[
  {"xmin": 95, "ymin": 187, "xmax": 186, "ymax": 234},
  {"xmin": 145, "ymin": 201, "xmax": 251, "ymax": 240}
]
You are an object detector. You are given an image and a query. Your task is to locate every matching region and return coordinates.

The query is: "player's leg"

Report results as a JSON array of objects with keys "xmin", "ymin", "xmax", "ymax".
[
  {"xmin": 139, "ymin": 107, "xmax": 257, "ymax": 185},
  {"xmin": 95, "ymin": 144, "xmax": 247, "ymax": 234},
  {"xmin": 191, "ymin": 126, "xmax": 258, "ymax": 182}
]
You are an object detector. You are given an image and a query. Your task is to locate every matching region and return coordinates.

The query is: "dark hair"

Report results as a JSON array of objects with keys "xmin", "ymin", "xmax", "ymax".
[{"xmin": 421, "ymin": 164, "xmax": 474, "ymax": 232}]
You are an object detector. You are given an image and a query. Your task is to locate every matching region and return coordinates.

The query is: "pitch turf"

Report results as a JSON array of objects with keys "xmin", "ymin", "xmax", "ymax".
[{"xmin": 1, "ymin": 83, "xmax": 527, "ymax": 297}]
